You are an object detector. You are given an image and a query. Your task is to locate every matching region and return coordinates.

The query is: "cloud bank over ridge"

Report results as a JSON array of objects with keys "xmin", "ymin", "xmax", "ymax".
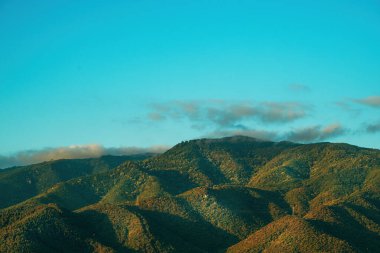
[
  {"xmin": 0, "ymin": 144, "xmax": 169, "ymax": 169},
  {"xmin": 204, "ymin": 123, "xmax": 346, "ymax": 143}
]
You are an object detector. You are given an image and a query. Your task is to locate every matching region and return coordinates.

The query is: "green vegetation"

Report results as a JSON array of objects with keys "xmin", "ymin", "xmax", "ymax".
[
  {"xmin": 0, "ymin": 136, "xmax": 379, "ymax": 252},
  {"xmin": 0, "ymin": 154, "xmax": 153, "ymax": 209}
]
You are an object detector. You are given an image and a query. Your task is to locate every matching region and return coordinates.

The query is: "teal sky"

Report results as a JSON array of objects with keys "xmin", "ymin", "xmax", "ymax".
[{"xmin": 0, "ymin": 0, "xmax": 379, "ymax": 165}]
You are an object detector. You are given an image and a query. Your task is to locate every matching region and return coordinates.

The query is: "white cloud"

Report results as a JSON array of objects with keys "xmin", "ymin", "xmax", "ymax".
[{"xmin": 0, "ymin": 144, "xmax": 169, "ymax": 169}]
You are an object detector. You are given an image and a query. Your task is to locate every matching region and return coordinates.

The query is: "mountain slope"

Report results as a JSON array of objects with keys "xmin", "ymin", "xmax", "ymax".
[
  {"xmin": 226, "ymin": 215, "xmax": 356, "ymax": 253},
  {"xmin": 0, "ymin": 154, "xmax": 153, "ymax": 209},
  {"xmin": 0, "ymin": 136, "xmax": 379, "ymax": 252}
]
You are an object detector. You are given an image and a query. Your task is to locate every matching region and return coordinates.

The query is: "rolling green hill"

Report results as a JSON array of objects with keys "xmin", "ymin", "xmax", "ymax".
[
  {"xmin": 0, "ymin": 136, "xmax": 379, "ymax": 252},
  {"xmin": 0, "ymin": 154, "xmax": 153, "ymax": 209}
]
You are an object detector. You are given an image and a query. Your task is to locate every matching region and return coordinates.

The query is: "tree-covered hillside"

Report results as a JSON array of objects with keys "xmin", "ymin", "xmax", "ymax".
[{"xmin": 0, "ymin": 136, "xmax": 379, "ymax": 252}]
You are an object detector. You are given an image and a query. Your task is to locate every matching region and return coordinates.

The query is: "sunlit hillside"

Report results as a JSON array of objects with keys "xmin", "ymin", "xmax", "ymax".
[{"xmin": 1, "ymin": 136, "xmax": 379, "ymax": 252}]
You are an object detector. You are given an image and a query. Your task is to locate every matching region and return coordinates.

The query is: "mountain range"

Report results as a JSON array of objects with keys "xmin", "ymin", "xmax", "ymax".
[{"xmin": 0, "ymin": 136, "xmax": 379, "ymax": 252}]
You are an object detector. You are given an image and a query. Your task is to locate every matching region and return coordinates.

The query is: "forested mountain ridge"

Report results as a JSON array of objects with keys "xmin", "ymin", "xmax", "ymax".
[
  {"xmin": 0, "ymin": 136, "xmax": 379, "ymax": 252},
  {"xmin": 0, "ymin": 154, "xmax": 154, "ymax": 209}
]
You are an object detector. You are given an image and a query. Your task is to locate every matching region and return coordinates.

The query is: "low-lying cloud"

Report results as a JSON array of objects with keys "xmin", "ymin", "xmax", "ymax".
[
  {"xmin": 203, "ymin": 123, "xmax": 346, "ymax": 143},
  {"xmin": 365, "ymin": 121, "xmax": 380, "ymax": 133},
  {"xmin": 285, "ymin": 123, "xmax": 346, "ymax": 142},
  {"xmin": 149, "ymin": 100, "xmax": 308, "ymax": 128},
  {"xmin": 353, "ymin": 96, "xmax": 380, "ymax": 108},
  {"xmin": 204, "ymin": 129, "xmax": 278, "ymax": 141},
  {"xmin": 0, "ymin": 144, "xmax": 169, "ymax": 169}
]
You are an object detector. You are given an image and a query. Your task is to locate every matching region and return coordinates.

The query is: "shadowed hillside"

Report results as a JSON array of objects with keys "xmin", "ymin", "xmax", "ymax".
[
  {"xmin": 0, "ymin": 154, "xmax": 154, "ymax": 209},
  {"xmin": 0, "ymin": 136, "xmax": 379, "ymax": 252}
]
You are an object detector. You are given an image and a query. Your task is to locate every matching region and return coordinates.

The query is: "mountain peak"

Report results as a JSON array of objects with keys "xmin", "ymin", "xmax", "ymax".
[{"xmin": 1, "ymin": 137, "xmax": 379, "ymax": 252}]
